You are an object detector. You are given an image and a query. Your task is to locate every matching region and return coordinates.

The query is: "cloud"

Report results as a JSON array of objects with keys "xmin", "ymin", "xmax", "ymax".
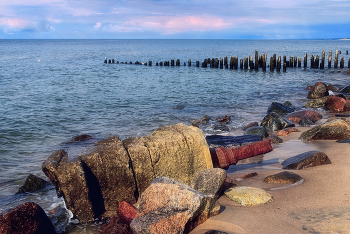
[
  {"xmin": 94, "ymin": 22, "xmax": 101, "ymax": 30},
  {"xmin": 0, "ymin": 17, "xmax": 34, "ymax": 30}
]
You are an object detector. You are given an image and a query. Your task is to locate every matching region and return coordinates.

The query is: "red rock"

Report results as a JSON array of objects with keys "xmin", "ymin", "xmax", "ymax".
[
  {"xmin": 325, "ymin": 96, "xmax": 346, "ymax": 112},
  {"xmin": 117, "ymin": 201, "xmax": 137, "ymax": 225},
  {"xmin": 101, "ymin": 216, "xmax": 132, "ymax": 234},
  {"xmin": 276, "ymin": 127, "xmax": 300, "ymax": 136},
  {"xmin": 210, "ymin": 139, "xmax": 273, "ymax": 168},
  {"xmin": 218, "ymin": 115, "xmax": 230, "ymax": 124},
  {"xmin": 285, "ymin": 110, "xmax": 322, "ymax": 124},
  {"xmin": 0, "ymin": 202, "xmax": 56, "ymax": 234}
]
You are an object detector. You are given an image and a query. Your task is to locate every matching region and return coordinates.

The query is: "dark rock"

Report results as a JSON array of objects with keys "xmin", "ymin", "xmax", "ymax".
[
  {"xmin": 0, "ymin": 202, "xmax": 56, "ymax": 234},
  {"xmin": 206, "ymin": 134, "xmax": 262, "ymax": 148},
  {"xmin": 268, "ymin": 135, "xmax": 283, "ymax": 143},
  {"xmin": 282, "ymin": 151, "xmax": 331, "ymax": 170},
  {"xmin": 263, "ymin": 171, "xmax": 303, "ymax": 184},
  {"xmin": 218, "ymin": 115, "xmax": 230, "ymax": 124},
  {"xmin": 307, "ymin": 82, "xmax": 328, "ymax": 99},
  {"xmin": 241, "ymin": 172, "xmax": 258, "ymax": 179},
  {"xmin": 16, "ymin": 174, "xmax": 50, "ymax": 194},
  {"xmin": 335, "ymin": 114, "xmax": 350, "ymax": 117},
  {"xmin": 69, "ymin": 134, "xmax": 91, "ymax": 142},
  {"xmin": 101, "ymin": 216, "xmax": 132, "ymax": 234},
  {"xmin": 305, "ymin": 96, "xmax": 330, "ymax": 108},
  {"xmin": 267, "ymin": 102, "xmax": 295, "ymax": 116},
  {"xmin": 284, "ymin": 101, "xmax": 293, "ymax": 106},
  {"xmin": 244, "ymin": 126, "xmax": 269, "ymax": 139},
  {"xmin": 340, "ymin": 86, "xmax": 350, "ymax": 94},
  {"xmin": 261, "ymin": 112, "xmax": 295, "ymax": 132},
  {"xmin": 242, "ymin": 121, "xmax": 259, "ymax": 131},
  {"xmin": 327, "ymin": 84, "xmax": 340, "ymax": 92},
  {"xmin": 300, "ymin": 119, "xmax": 350, "ymax": 141},
  {"xmin": 117, "ymin": 201, "xmax": 137, "ymax": 225},
  {"xmin": 285, "ymin": 110, "xmax": 322, "ymax": 124},
  {"xmin": 204, "ymin": 231, "xmax": 228, "ymax": 234},
  {"xmin": 130, "ymin": 176, "xmax": 219, "ymax": 234},
  {"xmin": 212, "ymin": 124, "xmax": 230, "ymax": 132},
  {"xmin": 210, "ymin": 139, "xmax": 273, "ymax": 168},
  {"xmin": 299, "ymin": 117, "xmax": 316, "ymax": 126},
  {"xmin": 325, "ymin": 95, "xmax": 346, "ymax": 112},
  {"xmin": 191, "ymin": 168, "xmax": 227, "ymax": 199},
  {"xmin": 336, "ymin": 138, "xmax": 350, "ymax": 143},
  {"xmin": 276, "ymin": 127, "xmax": 300, "ymax": 136},
  {"xmin": 191, "ymin": 115, "xmax": 210, "ymax": 126}
]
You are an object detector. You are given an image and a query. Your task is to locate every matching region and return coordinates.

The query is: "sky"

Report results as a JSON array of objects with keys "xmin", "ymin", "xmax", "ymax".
[{"xmin": 0, "ymin": 0, "xmax": 349, "ymax": 39}]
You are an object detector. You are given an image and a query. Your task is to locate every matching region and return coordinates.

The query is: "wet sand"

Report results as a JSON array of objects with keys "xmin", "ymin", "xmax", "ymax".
[{"xmin": 190, "ymin": 120, "xmax": 350, "ymax": 234}]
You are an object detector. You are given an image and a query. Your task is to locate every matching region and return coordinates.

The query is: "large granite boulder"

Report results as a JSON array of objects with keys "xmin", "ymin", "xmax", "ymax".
[
  {"xmin": 42, "ymin": 123, "xmax": 213, "ymax": 222},
  {"xmin": 285, "ymin": 110, "xmax": 322, "ymax": 124},
  {"xmin": 0, "ymin": 202, "xmax": 56, "ymax": 234},
  {"xmin": 282, "ymin": 151, "xmax": 331, "ymax": 170},
  {"xmin": 307, "ymin": 82, "xmax": 328, "ymax": 99},
  {"xmin": 130, "ymin": 176, "xmax": 220, "ymax": 234},
  {"xmin": 325, "ymin": 95, "xmax": 346, "ymax": 112},
  {"xmin": 300, "ymin": 119, "xmax": 350, "ymax": 141},
  {"xmin": 267, "ymin": 102, "xmax": 295, "ymax": 116},
  {"xmin": 261, "ymin": 112, "xmax": 295, "ymax": 132}
]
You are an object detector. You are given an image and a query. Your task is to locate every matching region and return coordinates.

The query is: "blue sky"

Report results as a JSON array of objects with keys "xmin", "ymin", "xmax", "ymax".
[{"xmin": 0, "ymin": 0, "xmax": 349, "ymax": 39}]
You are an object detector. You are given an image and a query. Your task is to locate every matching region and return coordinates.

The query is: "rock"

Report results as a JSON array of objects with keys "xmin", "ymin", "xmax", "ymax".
[
  {"xmin": 212, "ymin": 124, "xmax": 230, "ymax": 132},
  {"xmin": 263, "ymin": 171, "xmax": 303, "ymax": 184},
  {"xmin": 69, "ymin": 134, "xmax": 91, "ymax": 142},
  {"xmin": 242, "ymin": 122, "xmax": 259, "ymax": 131},
  {"xmin": 191, "ymin": 115, "xmax": 210, "ymax": 126},
  {"xmin": 335, "ymin": 114, "xmax": 350, "ymax": 117},
  {"xmin": 306, "ymin": 85, "xmax": 313, "ymax": 90},
  {"xmin": 16, "ymin": 174, "xmax": 50, "ymax": 195},
  {"xmin": 282, "ymin": 151, "xmax": 331, "ymax": 170},
  {"xmin": 117, "ymin": 201, "xmax": 137, "ymax": 225},
  {"xmin": 268, "ymin": 135, "xmax": 283, "ymax": 143},
  {"xmin": 284, "ymin": 101, "xmax": 293, "ymax": 106},
  {"xmin": 204, "ymin": 231, "xmax": 228, "ymax": 234},
  {"xmin": 210, "ymin": 139, "xmax": 273, "ymax": 168},
  {"xmin": 327, "ymin": 84, "xmax": 340, "ymax": 92},
  {"xmin": 130, "ymin": 176, "xmax": 219, "ymax": 234},
  {"xmin": 241, "ymin": 172, "xmax": 258, "ymax": 179},
  {"xmin": 101, "ymin": 216, "xmax": 132, "ymax": 234},
  {"xmin": 221, "ymin": 177, "xmax": 235, "ymax": 192},
  {"xmin": 307, "ymin": 82, "xmax": 328, "ymax": 99},
  {"xmin": 276, "ymin": 127, "xmax": 300, "ymax": 136},
  {"xmin": 0, "ymin": 202, "xmax": 56, "ymax": 234},
  {"xmin": 218, "ymin": 115, "xmax": 230, "ymax": 124},
  {"xmin": 325, "ymin": 95, "xmax": 346, "ymax": 112},
  {"xmin": 336, "ymin": 138, "xmax": 350, "ymax": 143},
  {"xmin": 340, "ymin": 86, "xmax": 350, "ymax": 94},
  {"xmin": 300, "ymin": 119, "xmax": 350, "ymax": 141},
  {"xmin": 305, "ymin": 96, "xmax": 330, "ymax": 108},
  {"xmin": 344, "ymin": 100, "xmax": 350, "ymax": 112},
  {"xmin": 224, "ymin": 187, "xmax": 274, "ymax": 206},
  {"xmin": 299, "ymin": 117, "xmax": 317, "ymax": 127},
  {"xmin": 206, "ymin": 134, "xmax": 262, "ymax": 148},
  {"xmin": 261, "ymin": 112, "xmax": 295, "ymax": 132},
  {"xmin": 267, "ymin": 102, "xmax": 295, "ymax": 116},
  {"xmin": 244, "ymin": 126, "xmax": 269, "ymax": 139},
  {"xmin": 285, "ymin": 110, "xmax": 322, "ymax": 124},
  {"xmin": 95, "ymin": 136, "xmax": 120, "ymax": 145},
  {"xmin": 191, "ymin": 168, "xmax": 227, "ymax": 199}
]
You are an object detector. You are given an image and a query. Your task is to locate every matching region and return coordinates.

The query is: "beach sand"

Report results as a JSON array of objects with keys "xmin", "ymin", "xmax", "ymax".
[{"xmin": 190, "ymin": 120, "xmax": 350, "ymax": 234}]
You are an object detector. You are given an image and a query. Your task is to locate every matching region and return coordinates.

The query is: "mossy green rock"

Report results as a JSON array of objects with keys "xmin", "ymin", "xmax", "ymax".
[{"xmin": 224, "ymin": 186, "xmax": 274, "ymax": 206}]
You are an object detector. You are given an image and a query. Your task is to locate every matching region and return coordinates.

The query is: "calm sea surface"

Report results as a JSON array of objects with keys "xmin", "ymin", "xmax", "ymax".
[{"xmin": 0, "ymin": 39, "xmax": 349, "ymax": 232}]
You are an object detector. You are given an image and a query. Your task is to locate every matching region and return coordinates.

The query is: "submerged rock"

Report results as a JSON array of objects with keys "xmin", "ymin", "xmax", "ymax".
[
  {"xmin": 244, "ymin": 126, "xmax": 269, "ymax": 139},
  {"xmin": 307, "ymin": 82, "xmax": 328, "ymax": 99},
  {"xmin": 224, "ymin": 187, "xmax": 274, "ymax": 206},
  {"xmin": 282, "ymin": 151, "xmax": 331, "ymax": 170},
  {"xmin": 191, "ymin": 115, "xmax": 210, "ymax": 126},
  {"xmin": 300, "ymin": 119, "xmax": 350, "ymax": 141},
  {"xmin": 267, "ymin": 102, "xmax": 295, "ymax": 116},
  {"xmin": 268, "ymin": 135, "xmax": 283, "ymax": 143},
  {"xmin": 0, "ymin": 202, "xmax": 56, "ymax": 234},
  {"xmin": 16, "ymin": 174, "xmax": 50, "ymax": 195},
  {"xmin": 261, "ymin": 112, "xmax": 295, "ymax": 132},
  {"xmin": 263, "ymin": 171, "xmax": 303, "ymax": 184},
  {"xmin": 69, "ymin": 134, "xmax": 92, "ymax": 142}
]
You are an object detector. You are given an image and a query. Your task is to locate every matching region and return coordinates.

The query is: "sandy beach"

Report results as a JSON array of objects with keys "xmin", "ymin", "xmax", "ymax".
[{"xmin": 190, "ymin": 117, "xmax": 350, "ymax": 234}]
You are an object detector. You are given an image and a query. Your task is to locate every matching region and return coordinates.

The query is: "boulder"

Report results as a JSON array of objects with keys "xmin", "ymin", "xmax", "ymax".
[
  {"xmin": 267, "ymin": 102, "xmax": 295, "ymax": 116},
  {"xmin": 285, "ymin": 110, "xmax": 322, "ymax": 124},
  {"xmin": 0, "ymin": 202, "xmax": 56, "ymax": 234},
  {"xmin": 217, "ymin": 115, "xmax": 230, "ymax": 124},
  {"xmin": 16, "ymin": 174, "xmax": 50, "ymax": 195},
  {"xmin": 210, "ymin": 139, "xmax": 273, "ymax": 168},
  {"xmin": 191, "ymin": 168, "xmax": 227, "ymax": 199},
  {"xmin": 69, "ymin": 134, "xmax": 91, "ymax": 142},
  {"xmin": 261, "ymin": 112, "xmax": 295, "ymax": 132},
  {"xmin": 305, "ymin": 96, "xmax": 330, "ymax": 108},
  {"xmin": 307, "ymin": 82, "xmax": 328, "ymax": 99},
  {"xmin": 263, "ymin": 171, "xmax": 303, "ymax": 184},
  {"xmin": 244, "ymin": 126, "xmax": 269, "ymax": 139},
  {"xmin": 191, "ymin": 115, "xmax": 210, "ymax": 126},
  {"xmin": 340, "ymin": 86, "xmax": 350, "ymax": 94},
  {"xmin": 327, "ymin": 84, "xmax": 339, "ymax": 92},
  {"xmin": 268, "ymin": 135, "xmax": 283, "ymax": 143},
  {"xmin": 130, "ymin": 176, "xmax": 219, "ymax": 234},
  {"xmin": 224, "ymin": 187, "xmax": 274, "ymax": 206},
  {"xmin": 325, "ymin": 95, "xmax": 346, "ymax": 112},
  {"xmin": 117, "ymin": 201, "xmax": 137, "ymax": 225},
  {"xmin": 101, "ymin": 216, "xmax": 132, "ymax": 234},
  {"xmin": 300, "ymin": 119, "xmax": 350, "ymax": 141},
  {"xmin": 299, "ymin": 117, "xmax": 317, "ymax": 127},
  {"xmin": 242, "ymin": 122, "xmax": 259, "ymax": 131},
  {"xmin": 275, "ymin": 127, "xmax": 300, "ymax": 136},
  {"xmin": 282, "ymin": 151, "xmax": 331, "ymax": 170}
]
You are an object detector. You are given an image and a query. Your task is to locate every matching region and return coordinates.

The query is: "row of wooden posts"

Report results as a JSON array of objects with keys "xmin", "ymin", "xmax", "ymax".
[{"xmin": 104, "ymin": 50, "xmax": 350, "ymax": 72}]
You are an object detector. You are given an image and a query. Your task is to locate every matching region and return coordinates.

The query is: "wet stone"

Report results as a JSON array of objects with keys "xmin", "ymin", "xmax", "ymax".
[
  {"xmin": 268, "ymin": 135, "xmax": 283, "ymax": 143},
  {"xmin": 263, "ymin": 171, "xmax": 303, "ymax": 184},
  {"xmin": 282, "ymin": 151, "xmax": 331, "ymax": 170},
  {"xmin": 224, "ymin": 186, "xmax": 274, "ymax": 206},
  {"xmin": 204, "ymin": 231, "xmax": 228, "ymax": 234},
  {"xmin": 276, "ymin": 127, "xmax": 300, "ymax": 136},
  {"xmin": 267, "ymin": 102, "xmax": 295, "ymax": 116},
  {"xmin": 16, "ymin": 174, "xmax": 50, "ymax": 195},
  {"xmin": 244, "ymin": 126, "xmax": 269, "ymax": 139},
  {"xmin": 70, "ymin": 134, "xmax": 92, "ymax": 142}
]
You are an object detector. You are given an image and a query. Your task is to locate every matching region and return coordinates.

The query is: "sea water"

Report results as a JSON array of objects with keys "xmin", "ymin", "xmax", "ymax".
[{"xmin": 0, "ymin": 39, "xmax": 349, "ymax": 232}]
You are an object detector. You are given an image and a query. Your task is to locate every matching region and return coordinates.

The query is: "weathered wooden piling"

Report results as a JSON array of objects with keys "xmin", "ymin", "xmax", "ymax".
[
  {"xmin": 215, "ymin": 58, "xmax": 219, "ymax": 68},
  {"xmin": 293, "ymin": 57, "xmax": 297, "ymax": 67},
  {"xmin": 290, "ymin": 57, "xmax": 293, "ymax": 67},
  {"xmin": 348, "ymin": 58, "xmax": 350, "ymax": 68},
  {"xmin": 240, "ymin": 59, "xmax": 243, "ymax": 69},
  {"xmin": 310, "ymin": 54, "xmax": 314, "ymax": 69},
  {"xmin": 234, "ymin": 57, "xmax": 238, "ymax": 69},
  {"xmin": 340, "ymin": 57, "xmax": 344, "ymax": 68},
  {"xmin": 149, "ymin": 61, "xmax": 152, "ymax": 66},
  {"xmin": 112, "ymin": 59, "xmax": 115, "ymax": 63},
  {"xmin": 283, "ymin": 62, "xmax": 286, "ymax": 72},
  {"xmin": 244, "ymin": 57, "xmax": 248, "ymax": 70},
  {"xmin": 255, "ymin": 51, "xmax": 259, "ymax": 70},
  {"xmin": 249, "ymin": 56, "xmax": 254, "ymax": 70},
  {"xmin": 230, "ymin": 56, "xmax": 234, "ymax": 69},
  {"xmin": 220, "ymin": 58, "xmax": 224, "ymax": 69},
  {"xmin": 160, "ymin": 61, "xmax": 163, "ymax": 66},
  {"xmin": 315, "ymin": 55, "xmax": 319, "ymax": 69},
  {"xmin": 328, "ymin": 50, "xmax": 332, "ymax": 68},
  {"xmin": 188, "ymin": 58, "xmax": 191, "ymax": 67},
  {"xmin": 304, "ymin": 53, "xmax": 307, "ymax": 68},
  {"xmin": 224, "ymin": 56, "xmax": 228, "ymax": 67},
  {"xmin": 277, "ymin": 56, "xmax": 281, "ymax": 72},
  {"xmin": 321, "ymin": 50, "xmax": 325, "ymax": 69},
  {"xmin": 270, "ymin": 57, "xmax": 274, "ymax": 72},
  {"xmin": 262, "ymin": 56, "xmax": 266, "ymax": 71},
  {"xmin": 298, "ymin": 58, "xmax": 301, "ymax": 68},
  {"xmin": 258, "ymin": 55, "xmax": 263, "ymax": 68},
  {"xmin": 334, "ymin": 50, "xmax": 339, "ymax": 68},
  {"xmin": 156, "ymin": 62, "xmax": 159, "ymax": 66},
  {"xmin": 202, "ymin": 59, "xmax": 207, "ymax": 68},
  {"xmin": 176, "ymin": 59, "xmax": 180, "ymax": 66},
  {"xmin": 196, "ymin": 61, "xmax": 199, "ymax": 67},
  {"xmin": 108, "ymin": 59, "xmax": 111, "ymax": 64},
  {"xmin": 347, "ymin": 50, "xmax": 348, "ymax": 55},
  {"xmin": 171, "ymin": 59, "xmax": 175, "ymax": 66}
]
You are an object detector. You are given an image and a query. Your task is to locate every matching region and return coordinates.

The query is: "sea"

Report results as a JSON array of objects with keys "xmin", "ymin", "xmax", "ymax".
[{"xmin": 0, "ymin": 39, "xmax": 349, "ymax": 232}]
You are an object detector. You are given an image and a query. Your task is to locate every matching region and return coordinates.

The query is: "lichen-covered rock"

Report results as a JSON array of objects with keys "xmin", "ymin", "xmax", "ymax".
[
  {"xmin": 300, "ymin": 119, "xmax": 350, "ymax": 141},
  {"xmin": 261, "ymin": 112, "xmax": 295, "ymax": 132},
  {"xmin": 285, "ymin": 110, "xmax": 322, "ymax": 124},
  {"xmin": 0, "ymin": 202, "xmax": 56, "ymax": 234},
  {"xmin": 16, "ymin": 174, "xmax": 50, "ymax": 195},
  {"xmin": 282, "ymin": 151, "xmax": 331, "ymax": 170},
  {"xmin": 307, "ymin": 82, "xmax": 328, "ymax": 99},
  {"xmin": 130, "ymin": 177, "xmax": 218, "ymax": 234},
  {"xmin": 267, "ymin": 102, "xmax": 295, "ymax": 116},
  {"xmin": 263, "ymin": 171, "xmax": 303, "ymax": 184},
  {"xmin": 224, "ymin": 187, "xmax": 274, "ymax": 206},
  {"xmin": 191, "ymin": 168, "xmax": 227, "ymax": 199},
  {"xmin": 244, "ymin": 126, "xmax": 269, "ymax": 139},
  {"xmin": 305, "ymin": 96, "xmax": 330, "ymax": 108}
]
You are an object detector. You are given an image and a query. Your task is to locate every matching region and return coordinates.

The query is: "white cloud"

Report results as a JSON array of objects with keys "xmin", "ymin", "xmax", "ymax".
[{"xmin": 94, "ymin": 22, "xmax": 101, "ymax": 30}]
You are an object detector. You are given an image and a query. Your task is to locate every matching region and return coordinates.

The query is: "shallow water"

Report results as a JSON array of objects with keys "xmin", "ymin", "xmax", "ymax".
[{"xmin": 0, "ymin": 39, "xmax": 349, "ymax": 232}]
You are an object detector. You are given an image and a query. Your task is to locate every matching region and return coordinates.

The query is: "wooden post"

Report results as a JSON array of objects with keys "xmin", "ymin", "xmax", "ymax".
[
  {"xmin": 224, "ymin": 56, "xmax": 228, "ymax": 67},
  {"xmin": 220, "ymin": 58, "xmax": 224, "ymax": 69},
  {"xmin": 176, "ymin": 59, "xmax": 180, "ymax": 66},
  {"xmin": 321, "ymin": 50, "xmax": 325, "ymax": 69},
  {"xmin": 149, "ymin": 61, "xmax": 152, "ymax": 66},
  {"xmin": 334, "ymin": 49, "xmax": 339, "ymax": 68},
  {"xmin": 196, "ymin": 61, "xmax": 199, "ymax": 67},
  {"xmin": 208, "ymin": 58, "xmax": 211, "ymax": 65},
  {"xmin": 340, "ymin": 57, "xmax": 344, "ymax": 68},
  {"xmin": 240, "ymin": 59, "xmax": 243, "ymax": 69},
  {"xmin": 184, "ymin": 62, "xmax": 186, "ymax": 66},
  {"xmin": 277, "ymin": 56, "xmax": 281, "ymax": 72},
  {"xmin": 310, "ymin": 55, "xmax": 314, "ymax": 69},
  {"xmin": 270, "ymin": 57, "xmax": 274, "ymax": 72},
  {"xmin": 283, "ymin": 62, "xmax": 286, "ymax": 72},
  {"xmin": 108, "ymin": 59, "xmax": 111, "ymax": 64},
  {"xmin": 156, "ymin": 62, "xmax": 158, "ymax": 66},
  {"xmin": 347, "ymin": 50, "xmax": 348, "ymax": 55},
  {"xmin": 160, "ymin": 61, "xmax": 163, "ymax": 66},
  {"xmin": 289, "ymin": 57, "xmax": 293, "ymax": 67},
  {"xmin": 188, "ymin": 58, "xmax": 191, "ymax": 67},
  {"xmin": 328, "ymin": 50, "xmax": 332, "ymax": 68},
  {"xmin": 210, "ymin": 58, "xmax": 214, "ymax": 68},
  {"xmin": 304, "ymin": 53, "xmax": 307, "ymax": 68},
  {"xmin": 255, "ymin": 50, "xmax": 259, "ymax": 70},
  {"xmin": 348, "ymin": 58, "xmax": 350, "ymax": 68},
  {"xmin": 202, "ymin": 59, "xmax": 207, "ymax": 68},
  {"xmin": 230, "ymin": 56, "xmax": 233, "ymax": 69},
  {"xmin": 259, "ymin": 55, "xmax": 263, "ymax": 68},
  {"xmin": 235, "ymin": 57, "xmax": 238, "ymax": 69},
  {"xmin": 298, "ymin": 58, "xmax": 301, "ymax": 68},
  {"xmin": 294, "ymin": 57, "xmax": 297, "ymax": 67},
  {"xmin": 315, "ymin": 55, "xmax": 319, "ymax": 69},
  {"xmin": 249, "ymin": 56, "xmax": 254, "ymax": 70},
  {"xmin": 262, "ymin": 56, "xmax": 266, "ymax": 71},
  {"xmin": 171, "ymin": 59, "xmax": 175, "ymax": 66},
  {"xmin": 112, "ymin": 59, "xmax": 115, "ymax": 63},
  {"xmin": 104, "ymin": 58, "xmax": 107, "ymax": 63},
  {"xmin": 244, "ymin": 57, "xmax": 248, "ymax": 70}
]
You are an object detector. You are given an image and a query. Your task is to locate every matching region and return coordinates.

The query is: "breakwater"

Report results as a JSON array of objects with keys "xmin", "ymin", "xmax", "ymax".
[{"xmin": 105, "ymin": 50, "xmax": 350, "ymax": 72}]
